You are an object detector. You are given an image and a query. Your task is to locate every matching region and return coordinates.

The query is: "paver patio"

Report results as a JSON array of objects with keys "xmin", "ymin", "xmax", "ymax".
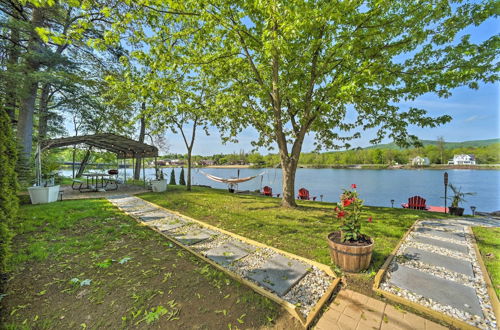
[{"xmin": 315, "ymin": 289, "xmax": 448, "ymax": 330}]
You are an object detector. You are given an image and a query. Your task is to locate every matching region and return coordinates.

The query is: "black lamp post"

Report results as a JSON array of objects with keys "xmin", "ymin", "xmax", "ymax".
[
  {"xmin": 391, "ymin": 199, "xmax": 395, "ymax": 208},
  {"xmin": 444, "ymin": 172, "xmax": 448, "ymax": 213},
  {"xmin": 320, "ymin": 194, "xmax": 324, "ymax": 202},
  {"xmin": 470, "ymin": 206, "xmax": 476, "ymax": 216}
]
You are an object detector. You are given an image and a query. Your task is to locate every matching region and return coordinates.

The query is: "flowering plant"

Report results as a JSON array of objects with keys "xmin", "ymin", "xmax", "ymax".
[{"xmin": 335, "ymin": 184, "xmax": 372, "ymax": 242}]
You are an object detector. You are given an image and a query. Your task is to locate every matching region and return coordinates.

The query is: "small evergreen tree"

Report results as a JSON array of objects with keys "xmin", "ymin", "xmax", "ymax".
[
  {"xmin": 169, "ymin": 168, "xmax": 176, "ymax": 185},
  {"xmin": 0, "ymin": 107, "xmax": 18, "ymax": 274},
  {"xmin": 179, "ymin": 167, "xmax": 186, "ymax": 185}
]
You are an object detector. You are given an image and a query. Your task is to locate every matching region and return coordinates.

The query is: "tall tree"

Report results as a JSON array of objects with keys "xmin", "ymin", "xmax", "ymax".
[
  {"xmin": 437, "ymin": 136, "xmax": 446, "ymax": 164},
  {"xmin": 164, "ymin": 0, "xmax": 498, "ymax": 207}
]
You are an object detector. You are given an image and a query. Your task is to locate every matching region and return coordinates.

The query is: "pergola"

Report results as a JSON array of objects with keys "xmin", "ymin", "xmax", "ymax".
[{"xmin": 41, "ymin": 133, "xmax": 159, "ymax": 184}]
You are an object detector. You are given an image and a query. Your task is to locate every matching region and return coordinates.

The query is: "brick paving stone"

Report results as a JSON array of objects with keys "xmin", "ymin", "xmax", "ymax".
[
  {"xmin": 315, "ymin": 309, "xmax": 342, "ymax": 330},
  {"xmin": 424, "ymin": 319, "xmax": 449, "ymax": 330},
  {"xmin": 314, "ymin": 290, "xmax": 448, "ymax": 330},
  {"xmin": 338, "ymin": 313, "xmax": 360, "ymax": 330}
]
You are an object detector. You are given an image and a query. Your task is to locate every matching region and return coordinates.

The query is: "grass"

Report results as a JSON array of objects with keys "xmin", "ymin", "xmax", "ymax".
[
  {"xmin": 473, "ymin": 227, "xmax": 500, "ymax": 299},
  {"xmin": 1, "ymin": 198, "xmax": 300, "ymax": 329},
  {"xmin": 140, "ymin": 185, "xmax": 450, "ymax": 292}
]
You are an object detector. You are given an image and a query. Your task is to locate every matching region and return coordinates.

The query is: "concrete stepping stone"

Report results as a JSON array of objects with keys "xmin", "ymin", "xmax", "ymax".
[
  {"xmin": 138, "ymin": 211, "xmax": 172, "ymax": 222},
  {"xmin": 173, "ymin": 228, "xmax": 218, "ymax": 246},
  {"xmin": 403, "ymin": 247, "xmax": 473, "ymax": 277},
  {"xmin": 413, "ymin": 235, "xmax": 468, "ymax": 254},
  {"xmin": 419, "ymin": 221, "xmax": 465, "ymax": 231},
  {"xmin": 247, "ymin": 254, "xmax": 309, "ymax": 296},
  {"xmin": 414, "ymin": 227, "xmax": 466, "ymax": 241},
  {"xmin": 154, "ymin": 219, "xmax": 187, "ymax": 232},
  {"xmin": 388, "ymin": 264, "xmax": 483, "ymax": 317},
  {"xmin": 205, "ymin": 241, "xmax": 256, "ymax": 266},
  {"xmin": 108, "ymin": 195, "xmax": 133, "ymax": 200},
  {"xmin": 127, "ymin": 207, "xmax": 158, "ymax": 215}
]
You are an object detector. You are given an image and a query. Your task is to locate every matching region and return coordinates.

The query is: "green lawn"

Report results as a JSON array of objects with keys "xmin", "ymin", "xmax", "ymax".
[
  {"xmin": 140, "ymin": 186, "xmax": 449, "ymax": 273},
  {"xmin": 2, "ymin": 198, "xmax": 299, "ymax": 329},
  {"xmin": 473, "ymin": 227, "xmax": 500, "ymax": 299}
]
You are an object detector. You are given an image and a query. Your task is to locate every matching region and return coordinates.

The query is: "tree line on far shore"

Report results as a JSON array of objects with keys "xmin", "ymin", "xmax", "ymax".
[{"xmin": 52, "ymin": 142, "xmax": 500, "ymax": 168}]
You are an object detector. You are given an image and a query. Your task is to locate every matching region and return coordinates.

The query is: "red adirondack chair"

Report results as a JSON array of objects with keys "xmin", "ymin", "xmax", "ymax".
[
  {"xmin": 262, "ymin": 186, "xmax": 273, "ymax": 196},
  {"xmin": 297, "ymin": 188, "xmax": 316, "ymax": 201},
  {"xmin": 402, "ymin": 195, "xmax": 428, "ymax": 210}
]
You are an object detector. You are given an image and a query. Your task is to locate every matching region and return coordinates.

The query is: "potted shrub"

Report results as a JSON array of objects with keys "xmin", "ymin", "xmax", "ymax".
[
  {"xmin": 28, "ymin": 149, "xmax": 60, "ymax": 204},
  {"xmin": 327, "ymin": 184, "xmax": 374, "ymax": 272},
  {"xmin": 448, "ymin": 184, "xmax": 474, "ymax": 216},
  {"xmin": 151, "ymin": 169, "xmax": 168, "ymax": 192}
]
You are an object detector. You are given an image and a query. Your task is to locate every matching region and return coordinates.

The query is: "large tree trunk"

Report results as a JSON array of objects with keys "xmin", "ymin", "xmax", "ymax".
[
  {"xmin": 186, "ymin": 147, "xmax": 192, "ymax": 191},
  {"xmin": 280, "ymin": 156, "xmax": 299, "ymax": 207},
  {"xmin": 133, "ymin": 103, "xmax": 146, "ymax": 180},
  {"xmin": 5, "ymin": 8, "xmax": 21, "ymax": 123},
  {"xmin": 16, "ymin": 6, "xmax": 44, "ymax": 161},
  {"xmin": 37, "ymin": 83, "xmax": 50, "ymax": 141},
  {"xmin": 76, "ymin": 146, "xmax": 92, "ymax": 177}
]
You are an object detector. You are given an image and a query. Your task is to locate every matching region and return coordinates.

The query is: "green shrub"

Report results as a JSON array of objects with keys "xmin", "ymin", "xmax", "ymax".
[
  {"xmin": 169, "ymin": 168, "xmax": 176, "ymax": 185},
  {"xmin": 0, "ymin": 108, "xmax": 19, "ymax": 274},
  {"xmin": 179, "ymin": 167, "xmax": 186, "ymax": 185}
]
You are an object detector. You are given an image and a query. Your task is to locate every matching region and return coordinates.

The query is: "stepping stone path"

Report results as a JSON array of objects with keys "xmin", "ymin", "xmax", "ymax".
[
  {"xmin": 379, "ymin": 217, "xmax": 500, "ymax": 329},
  {"xmin": 107, "ymin": 195, "xmax": 336, "ymax": 321}
]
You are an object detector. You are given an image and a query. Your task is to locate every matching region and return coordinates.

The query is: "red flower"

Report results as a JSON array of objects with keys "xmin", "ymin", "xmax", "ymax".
[
  {"xmin": 334, "ymin": 206, "xmax": 339, "ymax": 212},
  {"xmin": 351, "ymin": 184, "xmax": 357, "ymax": 189},
  {"xmin": 367, "ymin": 217, "xmax": 373, "ymax": 223},
  {"xmin": 343, "ymin": 199, "xmax": 352, "ymax": 207},
  {"xmin": 337, "ymin": 211, "xmax": 346, "ymax": 218}
]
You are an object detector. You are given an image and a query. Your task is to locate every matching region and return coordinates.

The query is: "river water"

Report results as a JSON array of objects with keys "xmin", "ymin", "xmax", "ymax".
[{"xmin": 61, "ymin": 167, "xmax": 500, "ymax": 213}]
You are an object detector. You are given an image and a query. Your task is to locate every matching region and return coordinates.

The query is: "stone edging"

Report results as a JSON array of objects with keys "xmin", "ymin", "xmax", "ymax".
[{"xmin": 108, "ymin": 196, "xmax": 340, "ymax": 328}]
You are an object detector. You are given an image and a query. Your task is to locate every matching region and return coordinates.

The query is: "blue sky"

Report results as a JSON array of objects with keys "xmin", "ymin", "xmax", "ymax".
[
  {"xmin": 166, "ymin": 80, "xmax": 499, "ymax": 156},
  {"xmin": 64, "ymin": 11, "xmax": 499, "ymax": 156},
  {"xmin": 162, "ymin": 16, "xmax": 499, "ymax": 156}
]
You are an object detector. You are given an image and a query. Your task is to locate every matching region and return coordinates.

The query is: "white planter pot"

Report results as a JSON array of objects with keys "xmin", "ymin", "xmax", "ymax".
[
  {"xmin": 151, "ymin": 180, "xmax": 168, "ymax": 192},
  {"xmin": 28, "ymin": 185, "xmax": 60, "ymax": 204}
]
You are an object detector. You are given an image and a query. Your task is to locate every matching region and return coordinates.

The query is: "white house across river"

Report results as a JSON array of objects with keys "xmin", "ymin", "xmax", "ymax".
[{"xmin": 448, "ymin": 154, "xmax": 476, "ymax": 165}]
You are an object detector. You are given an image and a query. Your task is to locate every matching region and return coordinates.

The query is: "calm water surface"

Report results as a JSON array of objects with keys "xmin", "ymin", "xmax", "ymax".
[{"xmin": 62, "ymin": 168, "xmax": 500, "ymax": 213}]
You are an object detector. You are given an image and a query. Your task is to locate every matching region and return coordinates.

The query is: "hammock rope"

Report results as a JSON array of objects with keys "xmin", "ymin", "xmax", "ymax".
[{"xmin": 199, "ymin": 170, "xmax": 265, "ymax": 184}]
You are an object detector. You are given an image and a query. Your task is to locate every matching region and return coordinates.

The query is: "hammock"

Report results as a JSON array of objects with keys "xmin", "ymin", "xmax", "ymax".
[{"xmin": 200, "ymin": 170, "xmax": 265, "ymax": 184}]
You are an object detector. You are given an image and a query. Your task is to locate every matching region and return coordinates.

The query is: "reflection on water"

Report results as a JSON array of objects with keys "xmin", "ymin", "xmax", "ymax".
[{"xmin": 60, "ymin": 167, "xmax": 500, "ymax": 213}]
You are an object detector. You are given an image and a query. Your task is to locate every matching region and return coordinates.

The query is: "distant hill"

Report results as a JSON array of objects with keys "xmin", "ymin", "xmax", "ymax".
[{"xmin": 364, "ymin": 138, "xmax": 500, "ymax": 150}]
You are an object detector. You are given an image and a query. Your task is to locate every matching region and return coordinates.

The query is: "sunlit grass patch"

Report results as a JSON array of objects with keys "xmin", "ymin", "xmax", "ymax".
[{"xmin": 473, "ymin": 226, "xmax": 500, "ymax": 299}]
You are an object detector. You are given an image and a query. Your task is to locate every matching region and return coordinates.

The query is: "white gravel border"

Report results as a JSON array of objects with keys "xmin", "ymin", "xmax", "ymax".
[{"xmin": 380, "ymin": 220, "xmax": 497, "ymax": 329}]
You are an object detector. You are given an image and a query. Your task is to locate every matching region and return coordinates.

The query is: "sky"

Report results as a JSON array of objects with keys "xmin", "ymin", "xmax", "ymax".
[
  {"xmin": 161, "ymin": 16, "xmax": 500, "ymax": 156},
  {"xmin": 64, "ymin": 10, "xmax": 499, "ymax": 157}
]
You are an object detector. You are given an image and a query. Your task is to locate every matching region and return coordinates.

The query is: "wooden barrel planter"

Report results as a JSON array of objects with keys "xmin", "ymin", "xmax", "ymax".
[{"xmin": 327, "ymin": 232, "xmax": 373, "ymax": 273}]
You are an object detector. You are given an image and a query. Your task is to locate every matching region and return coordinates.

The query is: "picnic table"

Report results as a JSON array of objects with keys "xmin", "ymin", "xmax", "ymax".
[{"xmin": 81, "ymin": 173, "xmax": 110, "ymax": 192}]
